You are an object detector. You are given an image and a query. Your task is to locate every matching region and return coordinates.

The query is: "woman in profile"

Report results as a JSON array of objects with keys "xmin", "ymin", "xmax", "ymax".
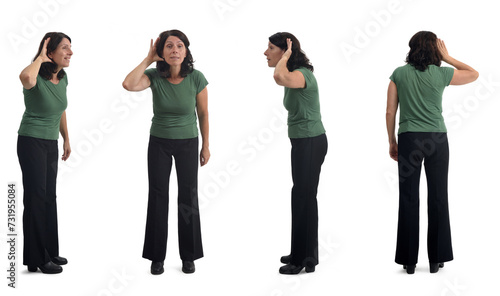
[
  {"xmin": 264, "ymin": 32, "xmax": 327, "ymax": 275},
  {"xmin": 386, "ymin": 31, "xmax": 478, "ymax": 274},
  {"xmin": 123, "ymin": 29, "xmax": 209, "ymax": 275},
  {"xmin": 18, "ymin": 32, "xmax": 73, "ymax": 274}
]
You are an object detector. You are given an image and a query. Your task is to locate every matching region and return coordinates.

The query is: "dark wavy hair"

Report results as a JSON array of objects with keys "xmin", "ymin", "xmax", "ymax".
[
  {"xmin": 33, "ymin": 32, "xmax": 71, "ymax": 80},
  {"xmin": 156, "ymin": 29, "xmax": 194, "ymax": 78},
  {"xmin": 268, "ymin": 32, "xmax": 314, "ymax": 72},
  {"xmin": 405, "ymin": 31, "xmax": 442, "ymax": 71}
]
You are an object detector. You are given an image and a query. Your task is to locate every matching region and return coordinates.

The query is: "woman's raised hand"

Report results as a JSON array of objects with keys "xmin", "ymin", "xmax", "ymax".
[
  {"xmin": 146, "ymin": 37, "xmax": 163, "ymax": 64},
  {"xmin": 38, "ymin": 37, "xmax": 52, "ymax": 63},
  {"xmin": 437, "ymin": 38, "xmax": 451, "ymax": 63},
  {"xmin": 283, "ymin": 38, "xmax": 293, "ymax": 60}
]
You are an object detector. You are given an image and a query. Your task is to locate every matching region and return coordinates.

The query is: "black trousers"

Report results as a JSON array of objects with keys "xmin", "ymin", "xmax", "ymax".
[
  {"xmin": 17, "ymin": 135, "xmax": 60, "ymax": 266},
  {"xmin": 288, "ymin": 133, "xmax": 327, "ymax": 268},
  {"xmin": 142, "ymin": 135, "xmax": 203, "ymax": 262},
  {"xmin": 396, "ymin": 132, "xmax": 453, "ymax": 265}
]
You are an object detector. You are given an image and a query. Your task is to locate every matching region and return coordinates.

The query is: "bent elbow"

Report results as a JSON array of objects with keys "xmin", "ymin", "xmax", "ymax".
[
  {"xmin": 273, "ymin": 73, "xmax": 285, "ymax": 86},
  {"xmin": 122, "ymin": 80, "xmax": 131, "ymax": 91},
  {"xmin": 473, "ymin": 70, "xmax": 479, "ymax": 81},
  {"xmin": 20, "ymin": 73, "xmax": 36, "ymax": 89}
]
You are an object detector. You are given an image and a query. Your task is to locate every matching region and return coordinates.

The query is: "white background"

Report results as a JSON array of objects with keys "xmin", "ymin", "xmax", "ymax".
[{"xmin": 1, "ymin": 0, "xmax": 499, "ymax": 295}]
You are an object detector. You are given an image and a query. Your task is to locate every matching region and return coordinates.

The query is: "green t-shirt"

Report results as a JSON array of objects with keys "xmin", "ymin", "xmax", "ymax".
[
  {"xmin": 283, "ymin": 67, "xmax": 325, "ymax": 139},
  {"xmin": 145, "ymin": 68, "xmax": 208, "ymax": 139},
  {"xmin": 390, "ymin": 64, "xmax": 454, "ymax": 134},
  {"xmin": 18, "ymin": 75, "xmax": 68, "ymax": 140}
]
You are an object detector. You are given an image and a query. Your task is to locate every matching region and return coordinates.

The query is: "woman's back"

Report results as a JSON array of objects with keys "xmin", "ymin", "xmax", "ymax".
[{"xmin": 390, "ymin": 64, "xmax": 454, "ymax": 134}]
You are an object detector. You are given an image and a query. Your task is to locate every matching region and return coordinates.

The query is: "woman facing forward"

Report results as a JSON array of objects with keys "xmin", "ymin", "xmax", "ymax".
[
  {"xmin": 123, "ymin": 29, "xmax": 209, "ymax": 275},
  {"xmin": 264, "ymin": 32, "xmax": 328, "ymax": 275},
  {"xmin": 18, "ymin": 32, "xmax": 73, "ymax": 274},
  {"xmin": 386, "ymin": 31, "xmax": 478, "ymax": 274}
]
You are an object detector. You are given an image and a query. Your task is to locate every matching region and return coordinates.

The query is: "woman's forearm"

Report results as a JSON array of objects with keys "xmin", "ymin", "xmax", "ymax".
[
  {"xmin": 122, "ymin": 58, "xmax": 152, "ymax": 91},
  {"xmin": 198, "ymin": 113, "xmax": 209, "ymax": 149},
  {"xmin": 386, "ymin": 113, "xmax": 397, "ymax": 144},
  {"xmin": 59, "ymin": 111, "xmax": 69, "ymax": 141},
  {"xmin": 444, "ymin": 56, "xmax": 476, "ymax": 72},
  {"xmin": 273, "ymin": 56, "xmax": 290, "ymax": 84},
  {"xmin": 19, "ymin": 57, "xmax": 44, "ymax": 89}
]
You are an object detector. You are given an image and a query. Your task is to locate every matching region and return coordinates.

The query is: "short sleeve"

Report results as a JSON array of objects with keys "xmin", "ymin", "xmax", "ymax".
[
  {"xmin": 295, "ymin": 68, "xmax": 314, "ymax": 89},
  {"xmin": 192, "ymin": 70, "xmax": 208, "ymax": 94},
  {"xmin": 23, "ymin": 75, "xmax": 41, "ymax": 93},
  {"xmin": 389, "ymin": 68, "xmax": 399, "ymax": 84},
  {"xmin": 441, "ymin": 66, "xmax": 454, "ymax": 86},
  {"xmin": 144, "ymin": 68, "xmax": 158, "ymax": 87}
]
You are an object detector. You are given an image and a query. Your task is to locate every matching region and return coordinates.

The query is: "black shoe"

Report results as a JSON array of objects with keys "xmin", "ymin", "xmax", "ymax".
[
  {"xmin": 280, "ymin": 255, "xmax": 291, "ymax": 264},
  {"xmin": 403, "ymin": 264, "xmax": 416, "ymax": 274},
  {"xmin": 51, "ymin": 256, "xmax": 68, "ymax": 265},
  {"xmin": 28, "ymin": 261, "xmax": 63, "ymax": 274},
  {"xmin": 279, "ymin": 263, "xmax": 315, "ymax": 274},
  {"xmin": 182, "ymin": 261, "xmax": 195, "ymax": 274},
  {"xmin": 151, "ymin": 261, "xmax": 164, "ymax": 275},
  {"xmin": 430, "ymin": 262, "xmax": 444, "ymax": 273}
]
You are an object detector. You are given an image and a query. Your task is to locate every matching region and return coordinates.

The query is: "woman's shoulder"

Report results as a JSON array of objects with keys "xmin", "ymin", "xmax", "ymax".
[
  {"xmin": 427, "ymin": 64, "xmax": 453, "ymax": 73},
  {"xmin": 189, "ymin": 69, "xmax": 204, "ymax": 77},
  {"xmin": 188, "ymin": 69, "xmax": 208, "ymax": 82},
  {"xmin": 394, "ymin": 64, "xmax": 414, "ymax": 72},
  {"xmin": 145, "ymin": 67, "xmax": 159, "ymax": 76},
  {"xmin": 61, "ymin": 74, "xmax": 69, "ymax": 85},
  {"xmin": 294, "ymin": 67, "xmax": 315, "ymax": 79},
  {"xmin": 391, "ymin": 64, "xmax": 416, "ymax": 77}
]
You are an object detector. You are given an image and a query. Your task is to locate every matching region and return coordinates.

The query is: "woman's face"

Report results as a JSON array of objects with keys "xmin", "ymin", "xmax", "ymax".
[
  {"xmin": 48, "ymin": 38, "xmax": 72, "ymax": 68},
  {"xmin": 264, "ymin": 41, "xmax": 285, "ymax": 67},
  {"xmin": 162, "ymin": 35, "xmax": 187, "ymax": 67}
]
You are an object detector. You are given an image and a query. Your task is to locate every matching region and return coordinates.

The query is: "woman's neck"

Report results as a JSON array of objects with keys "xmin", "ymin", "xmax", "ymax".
[{"xmin": 169, "ymin": 65, "xmax": 181, "ymax": 79}]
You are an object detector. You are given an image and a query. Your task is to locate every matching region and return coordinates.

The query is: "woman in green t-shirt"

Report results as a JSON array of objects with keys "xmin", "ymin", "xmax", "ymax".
[
  {"xmin": 18, "ymin": 32, "xmax": 73, "ymax": 274},
  {"xmin": 264, "ymin": 32, "xmax": 327, "ymax": 275},
  {"xmin": 386, "ymin": 31, "xmax": 478, "ymax": 274},
  {"xmin": 123, "ymin": 30, "xmax": 209, "ymax": 275}
]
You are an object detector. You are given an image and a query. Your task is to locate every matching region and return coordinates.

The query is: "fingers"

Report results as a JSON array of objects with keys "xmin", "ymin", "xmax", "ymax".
[
  {"xmin": 149, "ymin": 37, "xmax": 163, "ymax": 62},
  {"xmin": 437, "ymin": 38, "xmax": 447, "ymax": 51},
  {"xmin": 40, "ymin": 37, "xmax": 52, "ymax": 62},
  {"xmin": 200, "ymin": 151, "xmax": 210, "ymax": 166},
  {"xmin": 61, "ymin": 143, "xmax": 71, "ymax": 161},
  {"xmin": 62, "ymin": 149, "xmax": 71, "ymax": 161},
  {"xmin": 390, "ymin": 152, "xmax": 398, "ymax": 161},
  {"xmin": 437, "ymin": 38, "xmax": 450, "ymax": 62}
]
